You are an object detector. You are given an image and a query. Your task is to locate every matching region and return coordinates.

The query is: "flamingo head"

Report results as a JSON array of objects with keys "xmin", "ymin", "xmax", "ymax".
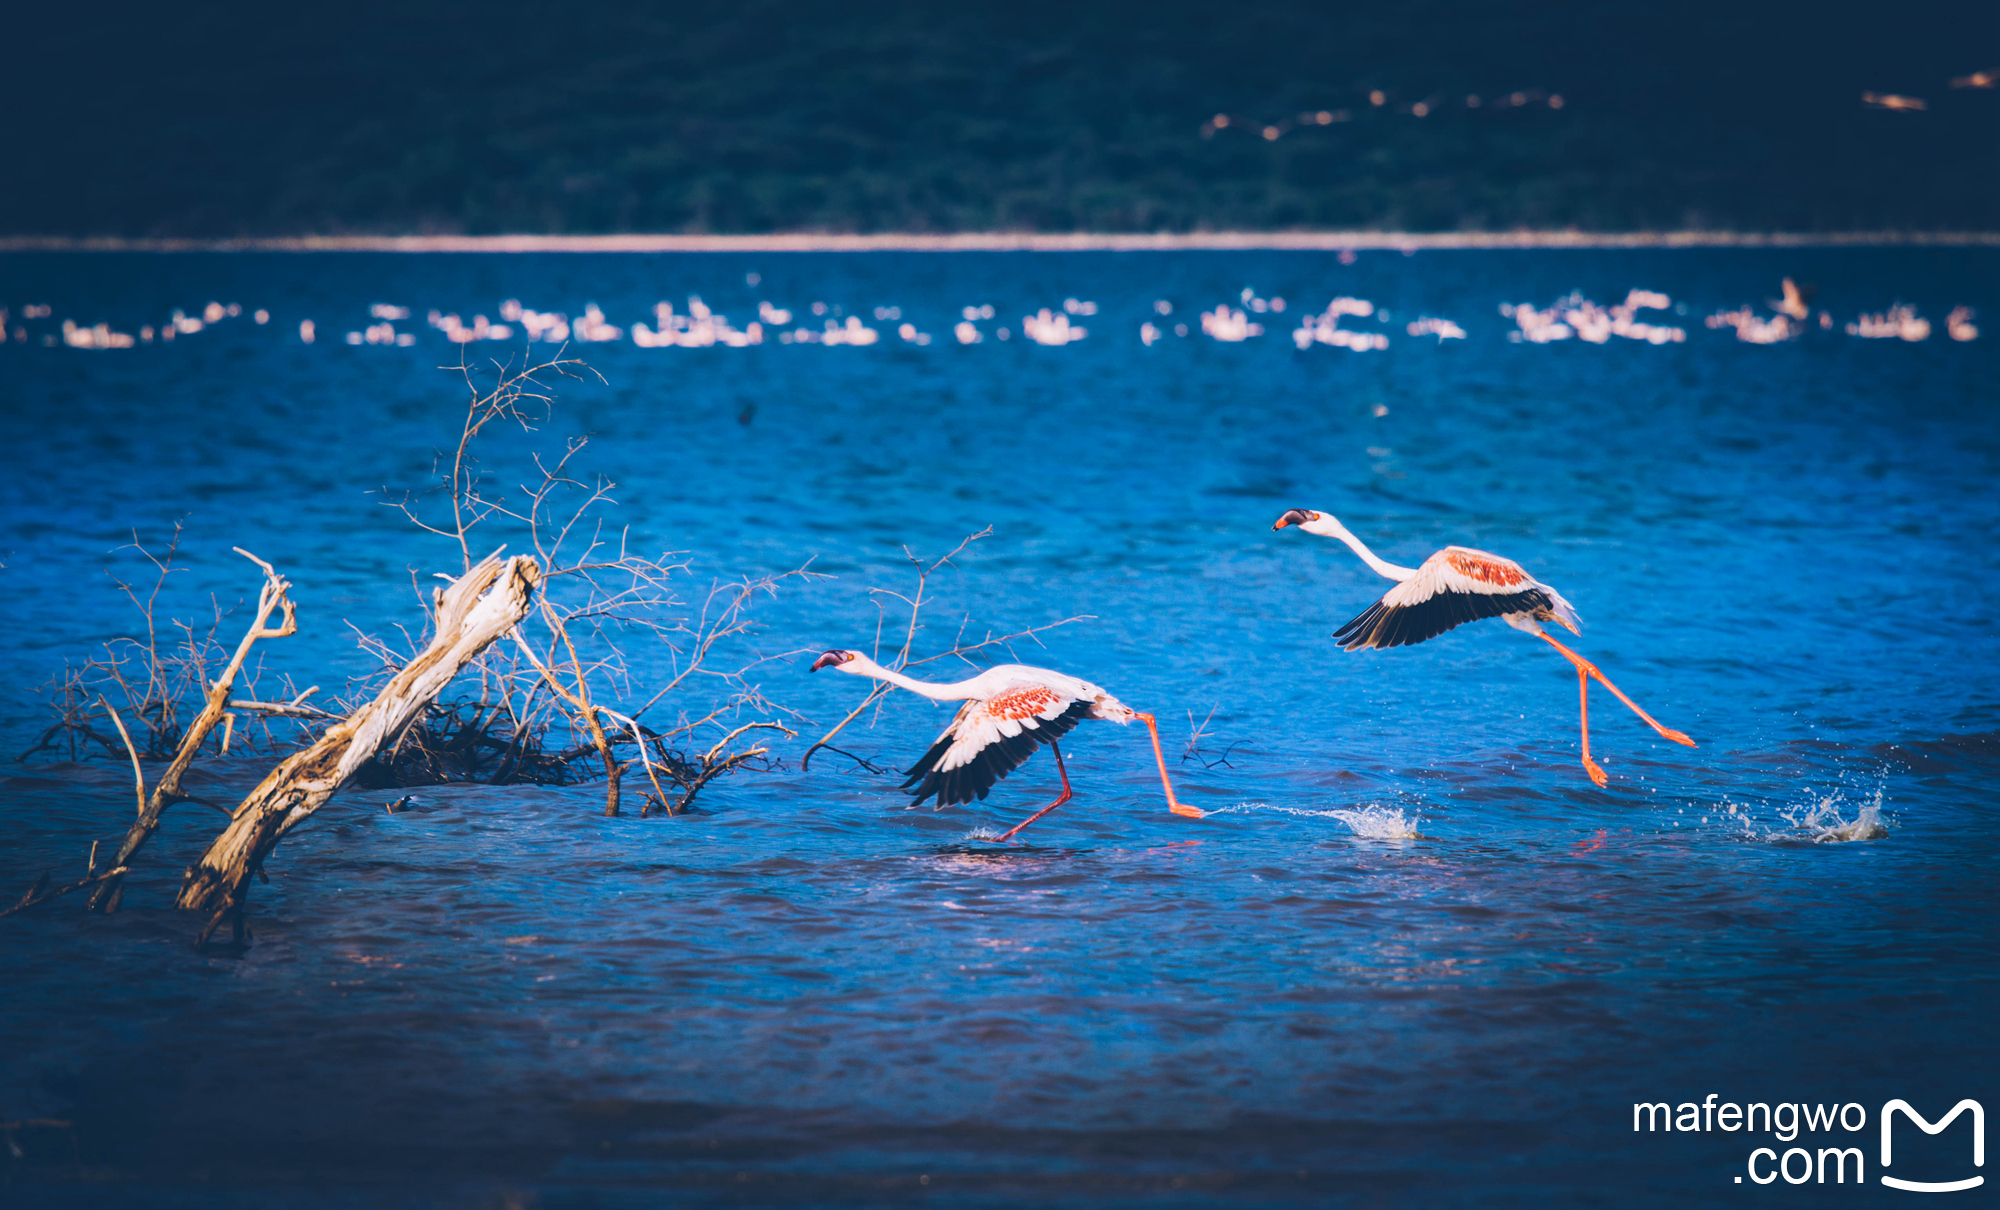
[
  {"xmin": 809, "ymin": 649, "xmax": 863, "ymax": 673},
  {"xmin": 1274, "ymin": 508, "xmax": 1352, "ymax": 539}
]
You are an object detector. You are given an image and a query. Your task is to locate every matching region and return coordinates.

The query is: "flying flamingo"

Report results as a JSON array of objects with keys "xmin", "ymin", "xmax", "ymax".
[
  {"xmin": 1769, "ymin": 277, "xmax": 1817, "ymax": 321},
  {"xmin": 1272, "ymin": 509, "xmax": 1695, "ymax": 786},
  {"xmin": 809, "ymin": 650, "xmax": 1203, "ymax": 839}
]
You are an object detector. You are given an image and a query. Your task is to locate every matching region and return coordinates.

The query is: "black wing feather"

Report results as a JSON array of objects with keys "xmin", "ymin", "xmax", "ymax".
[
  {"xmin": 1332, "ymin": 587, "xmax": 1553, "ymax": 651},
  {"xmin": 901, "ymin": 698, "xmax": 1092, "ymax": 808}
]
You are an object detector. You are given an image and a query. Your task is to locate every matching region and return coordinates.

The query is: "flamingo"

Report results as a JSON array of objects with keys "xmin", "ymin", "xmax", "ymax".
[
  {"xmin": 1272, "ymin": 509, "xmax": 1695, "ymax": 787},
  {"xmin": 1769, "ymin": 277, "xmax": 1817, "ymax": 321},
  {"xmin": 1861, "ymin": 91, "xmax": 1927, "ymax": 111},
  {"xmin": 808, "ymin": 650, "xmax": 1203, "ymax": 840}
]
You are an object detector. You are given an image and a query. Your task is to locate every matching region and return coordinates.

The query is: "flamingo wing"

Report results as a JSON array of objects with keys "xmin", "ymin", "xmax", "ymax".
[
  {"xmin": 902, "ymin": 685, "xmax": 1092, "ymax": 807},
  {"xmin": 1333, "ymin": 546, "xmax": 1556, "ymax": 651}
]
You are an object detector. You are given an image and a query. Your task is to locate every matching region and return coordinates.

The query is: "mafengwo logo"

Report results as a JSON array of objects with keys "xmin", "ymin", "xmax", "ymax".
[
  {"xmin": 1631, "ymin": 1096, "xmax": 1984, "ymax": 1190},
  {"xmin": 1881, "ymin": 1100, "xmax": 1984, "ymax": 1193}
]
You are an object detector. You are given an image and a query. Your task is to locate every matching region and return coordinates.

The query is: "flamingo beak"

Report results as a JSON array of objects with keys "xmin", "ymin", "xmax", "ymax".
[
  {"xmin": 809, "ymin": 650, "xmax": 849, "ymax": 673},
  {"xmin": 1273, "ymin": 508, "xmax": 1313, "ymax": 530}
]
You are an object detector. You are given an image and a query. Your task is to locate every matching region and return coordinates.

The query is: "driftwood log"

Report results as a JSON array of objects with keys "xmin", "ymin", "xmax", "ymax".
[{"xmin": 175, "ymin": 554, "xmax": 540, "ymax": 942}]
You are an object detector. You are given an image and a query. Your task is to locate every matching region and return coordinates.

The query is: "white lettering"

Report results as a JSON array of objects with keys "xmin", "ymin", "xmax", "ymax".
[
  {"xmin": 1632, "ymin": 1095, "xmax": 1981, "ymax": 1191},
  {"xmin": 1781, "ymin": 1147, "xmax": 1813, "ymax": 1185},
  {"xmin": 1819, "ymin": 1147, "xmax": 1863, "ymax": 1183},
  {"xmin": 1748, "ymin": 1148, "xmax": 1777, "ymax": 1185},
  {"xmin": 1774, "ymin": 1103, "xmax": 1799, "ymax": 1141}
]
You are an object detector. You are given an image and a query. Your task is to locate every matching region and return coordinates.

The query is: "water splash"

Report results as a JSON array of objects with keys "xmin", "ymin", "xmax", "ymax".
[
  {"xmin": 1330, "ymin": 805, "xmax": 1423, "ymax": 839},
  {"xmin": 1782, "ymin": 786, "xmax": 1890, "ymax": 843},
  {"xmin": 1716, "ymin": 785, "xmax": 1890, "ymax": 844},
  {"xmin": 1205, "ymin": 801, "xmax": 1421, "ymax": 840}
]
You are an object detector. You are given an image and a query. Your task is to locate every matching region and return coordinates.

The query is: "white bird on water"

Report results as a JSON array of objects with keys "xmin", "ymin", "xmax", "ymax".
[
  {"xmin": 809, "ymin": 650, "xmax": 1203, "ymax": 840},
  {"xmin": 1272, "ymin": 509, "xmax": 1696, "ymax": 787}
]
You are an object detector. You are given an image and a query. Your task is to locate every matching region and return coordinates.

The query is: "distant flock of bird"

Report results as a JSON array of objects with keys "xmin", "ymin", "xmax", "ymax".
[
  {"xmin": 811, "ymin": 509, "xmax": 1695, "ymax": 840},
  {"xmin": 6, "ymin": 278, "xmax": 1978, "ymax": 354},
  {"xmin": 1863, "ymin": 63, "xmax": 1998, "ymax": 112},
  {"xmin": 1194, "ymin": 66, "xmax": 1995, "ymax": 140},
  {"xmin": 1201, "ymin": 88, "xmax": 1567, "ymax": 141}
]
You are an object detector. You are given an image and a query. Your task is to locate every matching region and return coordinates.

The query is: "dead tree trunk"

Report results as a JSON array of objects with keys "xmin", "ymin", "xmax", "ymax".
[
  {"xmin": 175, "ymin": 555, "xmax": 540, "ymax": 942},
  {"xmin": 86, "ymin": 549, "xmax": 297, "ymax": 913}
]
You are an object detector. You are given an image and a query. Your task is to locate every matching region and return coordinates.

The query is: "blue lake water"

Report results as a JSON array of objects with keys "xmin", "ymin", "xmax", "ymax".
[{"xmin": 2, "ymin": 248, "xmax": 1996, "ymax": 1206}]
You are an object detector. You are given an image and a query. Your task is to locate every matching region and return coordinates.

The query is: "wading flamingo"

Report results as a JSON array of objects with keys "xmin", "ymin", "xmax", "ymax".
[
  {"xmin": 1272, "ymin": 509, "xmax": 1695, "ymax": 786},
  {"xmin": 809, "ymin": 650, "xmax": 1202, "ymax": 840}
]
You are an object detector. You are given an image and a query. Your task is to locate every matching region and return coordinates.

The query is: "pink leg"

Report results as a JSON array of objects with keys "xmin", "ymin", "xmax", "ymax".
[
  {"xmin": 994, "ymin": 740, "xmax": 1074, "ymax": 842},
  {"xmin": 1535, "ymin": 632, "xmax": 1695, "ymax": 788},
  {"xmin": 1575, "ymin": 662, "xmax": 1608, "ymax": 788},
  {"xmin": 1137, "ymin": 713, "xmax": 1204, "ymax": 819},
  {"xmin": 1537, "ymin": 632, "xmax": 1696, "ymax": 747}
]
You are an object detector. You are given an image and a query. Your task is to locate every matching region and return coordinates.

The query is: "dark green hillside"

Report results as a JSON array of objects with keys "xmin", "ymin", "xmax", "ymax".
[{"xmin": 6, "ymin": 0, "xmax": 1995, "ymax": 235}]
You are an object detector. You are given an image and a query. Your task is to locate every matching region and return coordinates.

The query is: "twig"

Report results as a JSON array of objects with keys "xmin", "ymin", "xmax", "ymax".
[
  {"xmin": 226, "ymin": 699, "xmax": 340, "ymax": 720},
  {"xmin": 811, "ymin": 745, "xmax": 888, "ymax": 775},
  {"xmin": 96, "ymin": 696, "xmax": 146, "ymax": 818},
  {"xmin": 801, "ymin": 683, "xmax": 893, "ymax": 771},
  {"xmin": 1179, "ymin": 704, "xmax": 1241, "ymax": 770},
  {"xmin": 0, "ymin": 866, "xmax": 129, "ymax": 920}
]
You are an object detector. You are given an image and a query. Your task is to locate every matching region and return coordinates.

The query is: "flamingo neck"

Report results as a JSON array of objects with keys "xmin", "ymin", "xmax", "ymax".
[
  {"xmin": 845, "ymin": 655, "xmax": 980, "ymax": 701},
  {"xmin": 1311, "ymin": 518, "xmax": 1419, "ymax": 581}
]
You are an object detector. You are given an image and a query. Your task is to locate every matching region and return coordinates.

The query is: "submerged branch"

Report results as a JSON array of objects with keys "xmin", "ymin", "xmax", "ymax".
[
  {"xmin": 2, "ymin": 866, "xmax": 131, "ymax": 921},
  {"xmin": 86, "ymin": 549, "xmax": 299, "ymax": 913}
]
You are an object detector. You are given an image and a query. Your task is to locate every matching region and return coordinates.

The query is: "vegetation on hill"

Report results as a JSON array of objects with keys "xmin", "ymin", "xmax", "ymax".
[{"xmin": 9, "ymin": 0, "xmax": 1996, "ymax": 235}]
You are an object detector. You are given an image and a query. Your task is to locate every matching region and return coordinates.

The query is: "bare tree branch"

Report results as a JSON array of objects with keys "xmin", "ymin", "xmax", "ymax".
[
  {"xmin": 83, "ymin": 548, "xmax": 299, "ymax": 913},
  {"xmin": 96, "ymin": 697, "xmax": 145, "ymax": 819},
  {"xmin": 1, "ymin": 866, "xmax": 131, "ymax": 921}
]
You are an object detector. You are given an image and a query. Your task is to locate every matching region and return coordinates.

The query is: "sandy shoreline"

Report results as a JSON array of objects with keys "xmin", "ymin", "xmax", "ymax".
[{"xmin": 3, "ymin": 231, "xmax": 1998, "ymax": 254}]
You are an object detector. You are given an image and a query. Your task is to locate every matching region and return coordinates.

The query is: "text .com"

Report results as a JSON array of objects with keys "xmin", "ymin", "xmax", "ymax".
[{"xmin": 1632, "ymin": 1096, "xmax": 1984, "ymax": 1190}]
